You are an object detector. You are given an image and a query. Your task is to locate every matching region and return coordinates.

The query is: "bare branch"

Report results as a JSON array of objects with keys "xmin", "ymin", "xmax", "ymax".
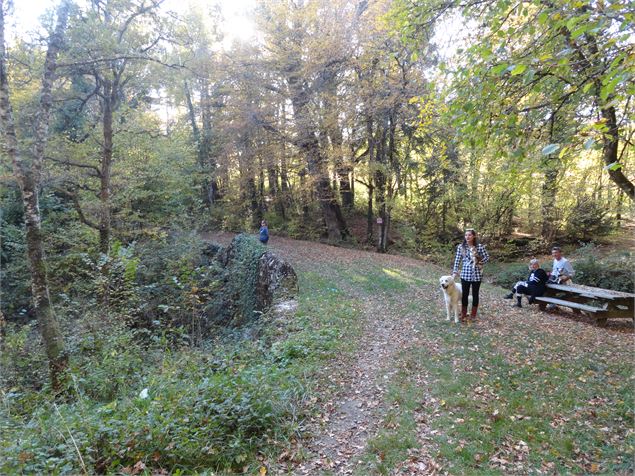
[{"xmin": 45, "ymin": 156, "xmax": 102, "ymax": 176}]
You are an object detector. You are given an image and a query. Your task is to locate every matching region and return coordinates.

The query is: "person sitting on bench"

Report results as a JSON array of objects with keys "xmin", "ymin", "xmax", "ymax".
[
  {"xmin": 504, "ymin": 258, "xmax": 548, "ymax": 307},
  {"xmin": 548, "ymin": 246, "xmax": 574, "ymax": 285}
]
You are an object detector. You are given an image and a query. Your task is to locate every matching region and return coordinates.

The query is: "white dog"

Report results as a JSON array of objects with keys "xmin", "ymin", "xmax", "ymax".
[{"xmin": 439, "ymin": 275, "xmax": 462, "ymax": 323}]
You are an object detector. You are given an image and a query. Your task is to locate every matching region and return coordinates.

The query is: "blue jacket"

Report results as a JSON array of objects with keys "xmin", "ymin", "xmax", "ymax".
[{"xmin": 259, "ymin": 226, "xmax": 269, "ymax": 242}]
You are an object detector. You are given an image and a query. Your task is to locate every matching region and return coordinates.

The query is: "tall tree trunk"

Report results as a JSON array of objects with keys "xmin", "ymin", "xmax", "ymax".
[
  {"xmin": 366, "ymin": 116, "xmax": 375, "ymax": 243},
  {"xmin": 375, "ymin": 120, "xmax": 388, "ymax": 253},
  {"xmin": 598, "ymin": 101, "xmax": 634, "ymax": 199},
  {"xmin": 184, "ymin": 79, "xmax": 212, "ymax": 207},
  {"xmin": 100, "ymin": 80, "xmax": 113, "ymax": 256},
  {"xmin": 350, "ymin": 168, "xmax": 355, "ymax": 205},
  {"xmin": 340, "ymin": 169, "xmax": 353, "ymax": 208},
  {"xmin": 541, "ymin": 160, "xmax": 558, "ymax": 241},
  {"xmin": 323, "ymin": 83, "xmax": 353, "ymax": 209},
  {"xmin": 268, "ymin": 164, "xmax": 285, "ymax": 219},
  {"xmin": 238, "ymin": 134, "xmax": 260, "ymax": 229},
  {"xmin": 288, "ymin": 74, "xmax": 348, "ymax": 241},
  {"xmin": 542, "ymin": 114, "xmax": 560, "ymax": 241},
  {"xmin": 366, "ymin": 182, "xmax": 374, "ymax": 244},
  {"xmin": 0, "ymin": 0, "xmax": 70, "ymax": 391},
  {"xmin": 200, "ymin": 80, "xmax": 220, "ymax": 203},
  {"xmin": 279, "ymin": 102, "xmax": 290, "ymax": 194},
  {"xmin": 564, "ymin": 28, "xmax": 635, "ymax": 199}
]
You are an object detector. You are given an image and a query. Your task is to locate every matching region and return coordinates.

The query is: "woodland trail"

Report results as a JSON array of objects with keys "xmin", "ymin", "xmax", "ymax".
[{"xmin": 203, "ymin": 233, "xmax": 633, "ymax": 475}]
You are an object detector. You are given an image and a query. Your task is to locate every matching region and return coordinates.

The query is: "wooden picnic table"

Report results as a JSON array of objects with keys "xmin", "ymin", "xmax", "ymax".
[{"xmin": 534, "ymin": 283, "xmax": 635, "ymax": 327}]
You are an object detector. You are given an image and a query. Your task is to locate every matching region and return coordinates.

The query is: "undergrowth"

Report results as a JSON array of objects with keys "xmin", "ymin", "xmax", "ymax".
[{"xmin": 0, "ymin": 254, "xmax": 361, "ymax": 474}]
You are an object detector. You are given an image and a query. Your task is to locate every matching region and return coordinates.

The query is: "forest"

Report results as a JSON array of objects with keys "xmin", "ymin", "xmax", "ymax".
[{"xmin": 0, "ymin": 0, "xmax": 633, "ymax": 474}]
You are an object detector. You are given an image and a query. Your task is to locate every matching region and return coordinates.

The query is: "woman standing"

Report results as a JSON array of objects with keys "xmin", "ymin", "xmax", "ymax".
[{"xmin": 452, "ymin": 229, "xmax": 489, "ymax": 322}]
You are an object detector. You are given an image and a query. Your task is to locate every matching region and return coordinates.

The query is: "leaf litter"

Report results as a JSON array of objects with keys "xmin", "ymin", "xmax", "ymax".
[{"xmin": 203, "ymin": 233, "xmax": 633, "ymax": 475}]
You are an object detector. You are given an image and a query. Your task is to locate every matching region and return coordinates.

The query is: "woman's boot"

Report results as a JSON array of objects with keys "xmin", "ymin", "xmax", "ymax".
[
  {"xmin": 461, "ymin": 305, "xmax": 468, "ymax": 323},
  {"xmin": 470, "ymin": 305, "xmax": 478, "ymax": 321}
]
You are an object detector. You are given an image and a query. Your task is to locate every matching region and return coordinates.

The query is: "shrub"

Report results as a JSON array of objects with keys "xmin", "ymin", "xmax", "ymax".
[
  {"xmin": 0, "ymin": 352, "xmax": 299, "ymax": 474},
  {"xmin": 0, "ymin": 222, "xmax": 30, "ymax": 318},
  {"xmin": 572, "ymin": 244, "xmax": 633, "ymax": 293},
  {"xmin": 490, "ymin": 262, "xmax": 530, "ymax": 290},
  {"xmin": 563, "ymin": 196, "xmax": 615, "ymax": 241}
]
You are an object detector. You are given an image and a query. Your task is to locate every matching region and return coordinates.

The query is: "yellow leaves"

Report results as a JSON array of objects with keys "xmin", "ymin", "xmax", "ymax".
[
  {"xmin": 259, "ymin": 466, "xmax": 267, "ymax": 476},
  {"xmin": 409, "ymin": 95, "xmax": 446, "ymax": 134}
]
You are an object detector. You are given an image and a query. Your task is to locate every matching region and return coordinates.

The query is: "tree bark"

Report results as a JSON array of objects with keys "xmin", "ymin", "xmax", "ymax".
[
  {"xmin": 100, "ymin": 79, "xmax": 113, "ymax": 256},
  {"xmin": 541, "ymin": 114, "xmax": 560, "ymax": 241},
  {"xmin": 200, "ymin": 79, "xmax": 220, "ymax": 202},
  {"xmin": 366, "ymin": 116, "xmax": 375, "ymax": 243},
  {"xmin": 562, "ymin": 25, "xmax": 635, "ymax": 199},
  {"xmin": 598, "ymin": 101, "xmax": 634, "ymax": 199},
  {"xmin": 0, "ymin": 0, "xmax": 70, "ymax": 391},
  {"xmin": 287, "ymin": 74, "xmax": 348, "ymax": 241},
  {"xmin": 184, "ymin": 79, "xmax": 213, "ymax": 207},
  {"xmin": 375, "ymin": 118, "xmax": 388, "ymax": 253}
]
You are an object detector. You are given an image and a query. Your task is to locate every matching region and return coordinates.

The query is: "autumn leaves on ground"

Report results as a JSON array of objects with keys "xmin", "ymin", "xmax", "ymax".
[
  {"xmin": 260, "ymin": 236, "xmax": 633, "ymax": 475},
  {"xmin": 2, "ymin": 234, "xmax": 632, "ymax": 475}
]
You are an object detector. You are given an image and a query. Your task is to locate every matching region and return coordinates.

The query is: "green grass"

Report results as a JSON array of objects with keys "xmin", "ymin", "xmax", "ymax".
[
  {"xmin": 357, "ymin": 365, "xmax": 422, "ymax": 475},
  {"xmin": 339, "ymin": 261, "xmax": 432, "ymax": 295},
  {"xmin": 378, "ymin": 316, "xmax": 634, "ymax": 474}
]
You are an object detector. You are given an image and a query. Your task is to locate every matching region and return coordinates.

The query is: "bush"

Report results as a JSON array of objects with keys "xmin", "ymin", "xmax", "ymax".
[
  {"xmin": 0, "ymin": 349, "xmax": 300, "ymax": 474},
  {"xmin": 489, "ymin": 262, "xmax": 529, "ymax": 290},
  {"xmin": 0, "ymin": 222, "xmax": 31, "ymax": 318},
  {"xmin": 572, "ymin": 244, "xmax": 633, "ymax": 293},
  {"xmin": 564, "ymin": 197, "xmax": 615, "ymax": 241}
]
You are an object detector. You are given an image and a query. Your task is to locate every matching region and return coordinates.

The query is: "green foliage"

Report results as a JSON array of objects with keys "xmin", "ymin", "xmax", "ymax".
[
  {"xmin": 0, "ymin": 254, "xmax": 361, "ymax": 475},
  {"xmin": 0, "ymin": 221, "xmax": 30, "ymax": 318},
  {"xmin": 65, "ymin": 317, "xmax": 146, "ymax": 402},
  {"xmin": 564, "ymin": 197, "xmax": 615, "ymax": 241},
  {"xmin": 572, "ymin": 243, "xmax": 634, "ymax": 293},
  {"xmin": 1, "ymin": 350, "xmax": 295, "ymax": 473},
  {"xmin": 224, "ymin": 234, "xmax": 267, "ymax": 325},
  {"xmin": 0, "ymin": 322, "xmax": 48, "ymax": 390},
  {"xmin": 488, "ymin": 262, "xmax": 531, "ymax": 290}
]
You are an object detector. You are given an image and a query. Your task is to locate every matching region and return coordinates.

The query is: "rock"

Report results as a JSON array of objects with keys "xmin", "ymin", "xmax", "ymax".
[
  {"xmin": 201, "ymin": 242, "xmax": 223, "ymax": 259},
  {"xmin": 200, "ymin": 234, "xmax": 298, "ymax": 328},
  {"xmin": 256, "ymin": 251, "xmax": 299, "ymax": 310}
]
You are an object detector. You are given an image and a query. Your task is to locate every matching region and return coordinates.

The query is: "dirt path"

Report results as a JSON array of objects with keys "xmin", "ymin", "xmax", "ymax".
[
  {"xmin": 202, "ymin": 232, "xmax": 633, "ymax": 475},
  {"xmin": 203, "ymin": 233, "xmax": 443, "ymax": 474}
]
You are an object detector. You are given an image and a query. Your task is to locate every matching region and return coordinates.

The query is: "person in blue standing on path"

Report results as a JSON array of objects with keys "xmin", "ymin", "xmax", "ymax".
[
  {"xmin": 452, "ymin": 228, "xmax": 490, "ymax": 322},
  {"xmin": 259, "ymin": 219, "xmax": 269, "ymax": 245}
]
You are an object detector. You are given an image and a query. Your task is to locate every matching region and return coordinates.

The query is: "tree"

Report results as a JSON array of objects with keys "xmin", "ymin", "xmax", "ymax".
[
  {"xmin": 431, "ymin": 0, "xmax": 633, "ymax": 198},
  {"xmin": 256, "ymin": 0, "xmax": 351, "ymax": 241},
  {"xmin": 57, "ymin": 0, "xmax": 166, "ymax": 255},
  {"xmin": 0, "ymin": 0, "xmax": 71, "ymax": 390}
]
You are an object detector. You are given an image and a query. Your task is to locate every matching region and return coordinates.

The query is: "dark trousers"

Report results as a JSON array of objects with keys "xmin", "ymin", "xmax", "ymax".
[
  {"xmin": 515, "ymin": 284, "xmax": 543, "ymax": 301},
  {"xmin": 462, "ymin": 281, "xmax": 481, "ymax": 307}
]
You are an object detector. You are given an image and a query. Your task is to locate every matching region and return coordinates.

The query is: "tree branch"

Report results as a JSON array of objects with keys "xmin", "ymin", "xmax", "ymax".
[
  {"xmin": 45, "ymin": 156, "xmax": 102, "ymax": 176},
  {"xmin": 54, "ymin": 187, "xmax": 100, "ymax": 229}
]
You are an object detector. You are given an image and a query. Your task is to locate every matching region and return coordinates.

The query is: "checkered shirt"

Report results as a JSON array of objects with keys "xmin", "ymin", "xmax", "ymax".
[{"xmin": 452, "ymin": 243, "xmax": 489, "ymax": 282}]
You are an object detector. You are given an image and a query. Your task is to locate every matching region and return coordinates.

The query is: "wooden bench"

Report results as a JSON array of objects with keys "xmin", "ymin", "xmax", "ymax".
[{"xmin": 534, "ymin": 283, "xmax": 635, "ymax": 327}]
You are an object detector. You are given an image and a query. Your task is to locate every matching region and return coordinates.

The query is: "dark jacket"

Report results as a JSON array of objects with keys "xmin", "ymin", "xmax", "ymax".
[{"xmin": 527, "ymin": 268, "xmax": 548, "ymax": 297}]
